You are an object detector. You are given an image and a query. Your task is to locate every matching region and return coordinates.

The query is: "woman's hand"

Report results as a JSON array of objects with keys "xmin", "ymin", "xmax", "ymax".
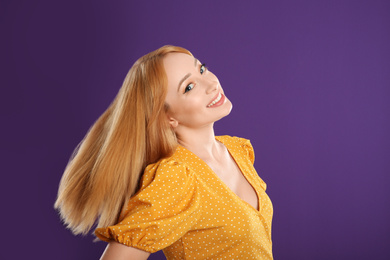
[{"xmin": 100, "ymin": 242, "xmax": 150, "ymax": 260}]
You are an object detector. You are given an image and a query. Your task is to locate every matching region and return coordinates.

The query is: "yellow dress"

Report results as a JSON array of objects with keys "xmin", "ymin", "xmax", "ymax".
[{"xmin": 95, "ymin": 136, "xmax": 273, "ymax": 259}]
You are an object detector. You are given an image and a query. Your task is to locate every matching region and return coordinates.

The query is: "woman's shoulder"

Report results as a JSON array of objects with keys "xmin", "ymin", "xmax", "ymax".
[
  {"xmin": 216, "ymin": 135, "xmax": 255, "ymax": 164},
  {"xmin": 216, "ymin": 135, "xmax": 250, "ymax": 144},
  {"xmin": 139, "ymin": 151, "xmax": 192, "ymax": 190},
  {"xmin": 215, "ymin": 135, "xmax": 252, "ymax": 147},
  {"xmin": 96, "ymin": 150, "xmax": 202, "ymax": 252},
  {"xmin": 143, "ymin": 146, "xmax": 193, "ymax": 173}
]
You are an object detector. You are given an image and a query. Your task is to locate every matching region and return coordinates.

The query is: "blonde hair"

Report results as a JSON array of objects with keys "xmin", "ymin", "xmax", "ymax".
[{"xmin": 54, "ymin": 45, "xmax": 193, "ymax": 235}]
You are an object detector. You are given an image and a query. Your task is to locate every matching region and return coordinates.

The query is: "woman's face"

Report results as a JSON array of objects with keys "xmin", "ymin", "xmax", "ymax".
[{"xmin": 164, "ymin": 52, "xmax": 232, "ymax": 130}]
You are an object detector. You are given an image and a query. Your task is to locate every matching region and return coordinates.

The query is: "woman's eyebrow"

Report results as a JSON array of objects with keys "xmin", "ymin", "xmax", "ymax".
[
  {"xmin": 177, "ymin": 73, "xmax": 191, "ymax": 92},
  {"xmin": 177, "ymin": 57, "xmax": 199, "ymax": 92}
]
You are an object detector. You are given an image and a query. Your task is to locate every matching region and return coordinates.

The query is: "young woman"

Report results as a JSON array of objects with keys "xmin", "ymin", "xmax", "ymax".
[{"xmin": 55, "ymin": 45, "xmax": 273, "ymax": 259}]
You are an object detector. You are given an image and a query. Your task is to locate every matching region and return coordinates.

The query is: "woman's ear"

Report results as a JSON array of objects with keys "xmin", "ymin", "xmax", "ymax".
[
  {"xmin": 168, "ymin": 116, "xmax": 179, "ymax": 128},
  {"xmin": 165, "ymin": 103, "xmax": 178, "ymax": 128}
]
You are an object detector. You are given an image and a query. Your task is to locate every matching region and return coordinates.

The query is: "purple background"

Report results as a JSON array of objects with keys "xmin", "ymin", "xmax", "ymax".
[{"xmin": 1, "ymin": 0, "xmax": 389, "ymax": 259}]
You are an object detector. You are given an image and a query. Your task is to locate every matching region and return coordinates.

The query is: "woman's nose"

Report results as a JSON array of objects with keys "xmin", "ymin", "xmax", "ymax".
[{"xmin": 204, "ymin": 76, "xmax": 219, "ymax": 94}]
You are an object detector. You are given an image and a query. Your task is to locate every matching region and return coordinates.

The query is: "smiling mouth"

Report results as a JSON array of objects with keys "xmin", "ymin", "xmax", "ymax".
[{"xmin": 207, "ymin": 92, "xmax": 223, "ymax": 107}]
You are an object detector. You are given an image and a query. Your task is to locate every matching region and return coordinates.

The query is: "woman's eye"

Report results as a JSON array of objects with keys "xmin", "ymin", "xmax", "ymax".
[
  {"xmin": 200, "ymin": 63, "xmax": 207, "ymax": 74},
  {"xmin": 184, "ymin": 83, "xmax": 194, "ymax": 93}
]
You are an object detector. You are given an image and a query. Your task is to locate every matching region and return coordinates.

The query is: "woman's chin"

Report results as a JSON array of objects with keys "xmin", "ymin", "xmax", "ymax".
[
  {"xmin": 224, "ymin": 98, "xmax": 233, "ymax": 115},
  {"xmin": 216, "ymin": 99, "xmax": 233, "ymax": 122}
]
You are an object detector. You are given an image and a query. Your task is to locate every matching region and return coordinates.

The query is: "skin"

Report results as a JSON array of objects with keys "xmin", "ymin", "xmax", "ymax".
[
  {"xmin": 100, "ymin": 242, "xmax": 150, "ymax": 260},
  {"xmin": 100, "ymin": 52, "xmax": 258, "ymax": 259},
  {"xmin": 164, "ymin": 52, "xmax": 232, "ymax": 131},
  {"xmin": 164, "ymin": 52, "xmax": 258, "ymax": 211}
]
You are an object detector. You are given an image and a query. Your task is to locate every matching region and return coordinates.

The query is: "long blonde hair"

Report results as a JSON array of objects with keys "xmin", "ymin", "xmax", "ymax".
[{"xmin": 54, "ymin": 45, "xmax": 193, "ymax": 235}]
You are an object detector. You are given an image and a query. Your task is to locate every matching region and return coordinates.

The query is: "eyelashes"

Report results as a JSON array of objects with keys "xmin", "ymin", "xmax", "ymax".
[
  {"xmin": 183, "ymin": 63, "xmax": 208, "ymax": 94},
  {"xmin": 200, "ymin": 63, "xmax": 207, "ymax": 74},
  {"xmin": 184, "ymin": 83, "xmax": 194, "ymax": 93}
]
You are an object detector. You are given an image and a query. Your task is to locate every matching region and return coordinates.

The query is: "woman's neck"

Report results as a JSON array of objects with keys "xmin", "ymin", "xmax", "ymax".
[{"xmin": 175, "ymin": 124, "xmax": 224, "ymax": 162}]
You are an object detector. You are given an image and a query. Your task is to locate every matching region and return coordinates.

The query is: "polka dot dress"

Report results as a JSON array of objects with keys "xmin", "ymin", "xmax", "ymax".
[{"xmin": 95, "ymin": 136, "xmax": 273, "ymax": 259}]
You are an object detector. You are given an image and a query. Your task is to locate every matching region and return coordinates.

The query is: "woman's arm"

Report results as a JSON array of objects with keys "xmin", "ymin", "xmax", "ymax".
[{"xmin": 100, "ymin": 242, "xmax": 150, "ymax": 260}]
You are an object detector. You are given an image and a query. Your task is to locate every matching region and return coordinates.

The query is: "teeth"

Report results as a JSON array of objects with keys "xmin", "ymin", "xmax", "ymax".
[{"xmin": 208, "ymin": 93, "xmax": 222, "ymax": 107}]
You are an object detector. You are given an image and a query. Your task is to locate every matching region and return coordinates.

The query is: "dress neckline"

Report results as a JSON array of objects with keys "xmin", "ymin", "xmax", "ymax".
[{"xmin": 177, "ymin": 136, "xmax": 261, "ymax": 213}]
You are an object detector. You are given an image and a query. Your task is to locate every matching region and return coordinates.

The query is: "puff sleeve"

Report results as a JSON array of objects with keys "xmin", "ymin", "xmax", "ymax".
[
  {"xmin": 235, "ymin": 136, "xmax": 268, "ymax": 191},
  {"xmin": 235, "ymin": 137, "xmax": 255, "ymax": 164},
  {"xmin": 95, "ymin": 158, "xmax": 201, "ymax": 253}
]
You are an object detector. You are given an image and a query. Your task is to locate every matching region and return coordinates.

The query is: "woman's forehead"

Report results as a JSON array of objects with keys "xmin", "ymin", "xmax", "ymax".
[
  {"xmin": 163, "ymin": 53, "xmax": 198, "ymax": 92},
  {"xmin": 164, "ymin": 52, "xmax": 196, "ymax": 68}
]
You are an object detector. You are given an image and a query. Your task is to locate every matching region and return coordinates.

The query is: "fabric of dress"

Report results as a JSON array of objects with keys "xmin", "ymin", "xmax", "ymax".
[{"xmin": 95, "ymin": 135, "xmax": 273, "ymax": 259}]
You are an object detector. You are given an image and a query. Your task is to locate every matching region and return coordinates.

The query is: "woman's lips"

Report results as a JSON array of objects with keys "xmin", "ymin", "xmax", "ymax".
[{"xmin": 207, "ymin": 92, "xmax": 225, "ymax": 108}]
